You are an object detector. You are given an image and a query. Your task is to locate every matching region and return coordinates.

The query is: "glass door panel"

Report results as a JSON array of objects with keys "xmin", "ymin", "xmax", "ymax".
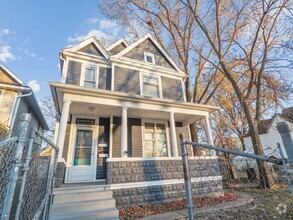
[
  {"xmin": 144, "ymin": 122, "xmax": 168, "ymax": 157},
  {"xmin": 73, "ymin": 129, "xmax": 93, "ymax": 165}
]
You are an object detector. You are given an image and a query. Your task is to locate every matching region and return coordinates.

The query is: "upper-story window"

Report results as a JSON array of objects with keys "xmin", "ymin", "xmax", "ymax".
[
  {"xmin": 81, "ymin": 64, "xmax": 99, "ymax": 88},
  {"xmin": 141, "ymin": 74, "xmax": 162, "ymax": 98},
  {"xmin": 144, "ymin": 52, "xmax": 155, "ymax": 64}
]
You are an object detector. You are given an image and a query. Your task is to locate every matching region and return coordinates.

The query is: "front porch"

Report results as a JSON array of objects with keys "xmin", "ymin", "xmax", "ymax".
[{"xmin": 51, "ymin": 82, "xmax": 218, "ymax": 184}]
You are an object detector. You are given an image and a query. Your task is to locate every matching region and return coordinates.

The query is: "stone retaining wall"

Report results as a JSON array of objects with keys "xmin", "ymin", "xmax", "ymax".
[
  {"xmin": 107, "ymin": 158, "xmax": 221, "ymax": 184},
  {"xmin": 107, "ymin": 158, "xmax": 223, "ymax": 208}
]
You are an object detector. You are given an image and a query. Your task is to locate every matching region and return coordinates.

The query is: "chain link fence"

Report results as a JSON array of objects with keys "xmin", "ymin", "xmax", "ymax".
[
  {"xmin": 0, "ymin": 113, "xmax": 59, "ymax": 220},
  {"xmin": 179, "ymin": 133, "xmax": 293, "ymax": 220}
]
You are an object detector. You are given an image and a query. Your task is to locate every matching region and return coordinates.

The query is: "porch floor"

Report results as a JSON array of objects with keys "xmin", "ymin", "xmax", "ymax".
[{"xmin": 58, "ymin": 181, "xmax": 107, "ymax": 189}]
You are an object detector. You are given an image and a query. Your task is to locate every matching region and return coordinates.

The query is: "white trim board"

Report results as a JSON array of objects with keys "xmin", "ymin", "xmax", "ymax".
[
  {"xmin": 107, "ymin": 156, "xmax": 218, "ymax": 162},
  {"xmin": 110, "ymin": 175, "xmax": 222, "ymax": 190}
]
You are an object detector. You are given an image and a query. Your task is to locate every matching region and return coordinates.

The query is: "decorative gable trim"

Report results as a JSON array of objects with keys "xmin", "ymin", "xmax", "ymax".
[
  {"xmin": 106, "ymin": 38, "xmax": 129, "ymax": 51},
  {"xmin": 64, "ymin": 36, "xmax": 109, "ymax": 59},
  {"xmin": 112, "ymin": 33, "xmax": 185, "ymax": 75},
  {"xmin": 0, "ymin": 65, "xmax": 26, "ymax": 86}
]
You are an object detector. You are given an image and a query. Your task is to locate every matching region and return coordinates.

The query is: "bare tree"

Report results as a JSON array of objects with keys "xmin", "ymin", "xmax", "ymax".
[{"xmin": 99, "ymin": 0, "xmax": 292, "ymax": 188}]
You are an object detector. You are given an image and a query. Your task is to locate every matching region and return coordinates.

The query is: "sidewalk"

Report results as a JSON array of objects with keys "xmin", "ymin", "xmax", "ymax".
[{"xmin": 140, "ymin": 192, "xmax": 253, "ymax": 220}]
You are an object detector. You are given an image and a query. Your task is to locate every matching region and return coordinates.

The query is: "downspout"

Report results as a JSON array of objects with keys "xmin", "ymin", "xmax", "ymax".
[{"xmin": 8, "ymin": 88, "xmax": 32, "ymax": 137}]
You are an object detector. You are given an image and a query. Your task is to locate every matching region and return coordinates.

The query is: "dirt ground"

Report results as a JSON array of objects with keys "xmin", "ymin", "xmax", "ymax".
[{"xmin": 119, "ymin": 188, "xmax": 293, "ymax": 220}]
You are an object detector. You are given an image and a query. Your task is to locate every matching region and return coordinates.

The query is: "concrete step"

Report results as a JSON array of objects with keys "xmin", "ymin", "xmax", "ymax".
[
  {"xmin": 51, "ymin": 198, "xmax": 116, "ymax": 214},
  {"xmin": 54, "ymin": 186, "xmax": 111, "ymax": 195},
  {"xmin": 50, "ymin": 207, "xmax": 119, "ymax": 220},
  {"xmin": 53, "ymin": 190, "xmax": 113, "ymax": 204}
]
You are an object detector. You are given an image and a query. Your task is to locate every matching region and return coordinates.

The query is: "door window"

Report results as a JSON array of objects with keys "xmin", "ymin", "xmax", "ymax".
[{"xmin": 73, "ymin": 129, "xmax": 93, "ymax": 165}]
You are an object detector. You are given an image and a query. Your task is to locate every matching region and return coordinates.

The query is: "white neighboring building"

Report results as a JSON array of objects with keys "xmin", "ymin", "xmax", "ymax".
[{"xmin": 234, "ymin": 108, "xmax": 293, "ymax": 170}]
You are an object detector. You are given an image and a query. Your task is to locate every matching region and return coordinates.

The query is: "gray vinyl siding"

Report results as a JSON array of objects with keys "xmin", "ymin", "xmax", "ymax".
[
  {"xmin": 127, "ymin": 118, "xmax": 142, "ymax": 157},
  {"xmin": 175, "ymin": 122, "xmax": 190, "ymax": 156},
  {"xmin": 114, "ymin": 66, "xmax": 140, "ymax": 95},
  {"xmin": 124, "ymin": 38, "xmax": 175, "ymax": 70},
  {"xmin": 112, "ymin": 117, "xmax": 121, "ymax": 157},
  {"xmin": 66, "ymin": 60, "xmax": 82, "ymax": 85},
  {"xmin": 11, "ymin": 98, "xmax": 44, "ymax": 137},
  {"xmin": 78, "ymin": 43, "xmax": 104, "ymax": 57},
  {"xmin": 98, "ymin": 67, "xmax": 111, "ymax": 90},
  {"xmin": 108, "ymin": 43, "xmax": 127, "ymax": 55},
  {"xmin": 97, "ymin": 117, "xmax": 110, "ymax": 179},
  {"xmin": 161, "ymin": 76, "xmax": 184, "ymax": 102},
  {"xmin": 62, "ymin": 124, "xmax": 71, "ymax": 162},
  {"xmin": 112, "ymin": 117, "xmax": 143, "ymax": 157}
]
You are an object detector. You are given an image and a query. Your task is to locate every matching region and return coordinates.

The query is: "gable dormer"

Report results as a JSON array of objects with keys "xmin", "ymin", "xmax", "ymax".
[
  {"xmin": 113, "ymin": 34, "xmax": 183, "ymax": 73},
  {"xmin": 106, "ymin": 39, "xmax": 128, "ymax": 56},
  {"xmin": 64, "ymin": 36, "xmax": 109, "ymax": 59}
]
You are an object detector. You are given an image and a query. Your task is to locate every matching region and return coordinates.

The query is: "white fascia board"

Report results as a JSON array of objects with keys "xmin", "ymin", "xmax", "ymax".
[
  {"xmin": 106, "ymin": 38, "xmax": 129, "ymax": 51},
  {"xmin": 63, "ymin": 36, "xmax": 109, "ymax": 59},
  {"xmin": 112, "ymin": 33, "xmax": 185, "ymax": 75},
  {"xmin": 0, "ymin": 65, "xmax": 26, "ymax": 86},
  {"xmin": 111, "ymin": 57, "xmax": 185, "ymax": 79},
  {"xmin": 107, "ymin": 156, "xmax": 218, "ymax": 162},
  {"xmin": 50, "ymin": 82, "xmax": 219, "ymax": 113},
  {"xmin": 63, "ymin": 51, "xmax": 110, "ymax": 66}
]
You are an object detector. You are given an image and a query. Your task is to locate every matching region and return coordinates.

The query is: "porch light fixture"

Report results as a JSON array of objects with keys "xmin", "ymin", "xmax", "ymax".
[{"xmin": 88, "ymin": 106, "xmax": 96, "ymax": 112}]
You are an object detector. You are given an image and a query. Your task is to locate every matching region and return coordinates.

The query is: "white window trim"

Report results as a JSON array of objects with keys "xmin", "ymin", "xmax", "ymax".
[
  {"xmin": 144, "ymin": 52, "xmax": 155, "ymax": 64},
  {"xmin": 140, "ymin": 72, "xmax": 163, "ymax": 99},
  {"xmin": 80, "ymin": 63, "xmax": 99, "ymax": 88},
  {"xmin": 141, "ymin": 119, "xmax": 171, "ymax": 158}
]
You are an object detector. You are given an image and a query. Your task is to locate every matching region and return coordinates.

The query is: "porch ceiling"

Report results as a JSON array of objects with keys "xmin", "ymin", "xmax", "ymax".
[{"xmin": 69, "ymin": 101, "xmax": 204, "ymax": 124}]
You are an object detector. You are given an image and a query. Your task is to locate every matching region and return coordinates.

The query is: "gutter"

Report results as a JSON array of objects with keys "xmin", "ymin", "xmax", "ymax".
[{"xmin": 8, "ymin": 88, "xmax": 32, "ymax": 137}]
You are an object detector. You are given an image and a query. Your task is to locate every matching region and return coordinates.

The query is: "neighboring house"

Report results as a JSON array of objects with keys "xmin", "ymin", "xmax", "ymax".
[
  {"xmin": 234, "ymin": 108, "xmax": 293, "ymax": 169},
  {"xmin": 50, "ymin": 34, "xmax": 222, "ymax": 207},
  {"xmin": 0, "ymin": 64, "xmax": 48, "ymax": 140}
]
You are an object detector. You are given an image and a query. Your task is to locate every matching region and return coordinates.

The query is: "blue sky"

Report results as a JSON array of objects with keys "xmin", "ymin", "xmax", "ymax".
[{"xmin": 0, "ymin": 0, "xmax": 124, "ymax": 98}]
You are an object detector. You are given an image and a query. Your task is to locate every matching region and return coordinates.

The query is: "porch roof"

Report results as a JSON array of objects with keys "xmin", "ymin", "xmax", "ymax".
[{"xmin": 50, "ymin": 82, "xmax": 219, "ymax": 124}]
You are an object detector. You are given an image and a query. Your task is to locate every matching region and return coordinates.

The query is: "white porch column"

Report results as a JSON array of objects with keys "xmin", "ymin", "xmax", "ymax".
[
  {"xmin": 205, "ymin": 114, "xmax": 216, "ymax": 156},
  {"xmin": 56, "ymin": 99, "xmax": 71, "ymax": 159},
  {"xmin": 121, "ymin": 106, "xmax": 128, "ymax": 157},
  {"xmin": 169, "ymin": 112, "xmax": 179, "ymax": 157}
]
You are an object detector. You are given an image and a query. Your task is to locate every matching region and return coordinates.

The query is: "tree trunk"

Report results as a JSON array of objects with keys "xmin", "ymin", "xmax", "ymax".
[
  {"xmin": 242, "ymin": 101, "xmax": 275, "ymax": 188},
  {"xmin": 189, "ymin": 123, "xmax": 202, "ymax": 156}
]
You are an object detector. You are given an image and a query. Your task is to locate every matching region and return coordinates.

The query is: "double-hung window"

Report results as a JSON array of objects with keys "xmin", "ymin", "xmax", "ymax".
[
  {"xmin": 83, "ymin": 67, "xmax": 97, "ymax": 88},
  {"xmin": 144, "ymin": 122, "xmax": 169, "ymax": 157},
  {"xmin": 142, "ymin": 74, "xmax": 161, "ymax": 98}
]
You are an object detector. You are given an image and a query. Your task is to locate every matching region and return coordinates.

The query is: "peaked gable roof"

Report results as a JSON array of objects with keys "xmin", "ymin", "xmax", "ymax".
[
  {"xmin": 0, "ymin": 65, "xmax": 26, "ymax": 87},
  {"xmin": 106, "ymin": 38, "xmax": 128, "ymax": 51},
  {"xmin": 113, "ymin": 33, "xmax": 185, "ymax": 75},
  {"xmin": 64, "ymin": 36, "xmax": 109, "ymax": 59},
  {"xmin": 244, "ymin": 112, "xmax": 293, "ymax": 137}
]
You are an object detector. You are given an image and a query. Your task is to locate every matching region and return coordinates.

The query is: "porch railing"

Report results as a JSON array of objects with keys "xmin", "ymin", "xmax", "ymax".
[{"xmin": 0, "ymin": 113, "xmax": 59, "ymax": 220}]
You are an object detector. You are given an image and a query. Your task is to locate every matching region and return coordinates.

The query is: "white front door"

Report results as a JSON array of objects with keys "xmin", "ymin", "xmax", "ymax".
[{"xmin": 67, "ymin": 126, "xmax": 97, "ymax": 182}]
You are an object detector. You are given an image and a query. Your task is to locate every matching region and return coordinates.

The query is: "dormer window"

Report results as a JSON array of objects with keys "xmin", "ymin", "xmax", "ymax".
[
  {"xmin": 144, "ymin": 52, "xmax": 155, "ymax": 64},
  {"xmin": 81, "ymin": 64, "xmax": 99, "ymax": 88}
]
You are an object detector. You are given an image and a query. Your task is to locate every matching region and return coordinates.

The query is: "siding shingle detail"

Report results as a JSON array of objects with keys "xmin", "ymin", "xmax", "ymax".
[
  {"xmin": 62, "ymin": 124, "xmax": 71, "ymax": 162},
  {"xmin": 99, "ymin": 67, "xmax": 111, "ymax": 90},
  {"xmin": 78, "ymin": 43, "xmax": 104, "ymax": 57},
  {"xmin": 161, "ymin": 76, "xmax": 184, "ymax": 101},
  {"xmin": 124, "ymin": 39, "xmax": 175, "ymax": 70},
  {"xmin": 108, "ymin": 43, "xmax": 127, "ymax": 55},
  {"xmin": 114, "ymin": 66, "xmax": 140, "ymax": 95},
  {"xmin": 112, "ymin": 117, "xmax": 121, "ymax": 157},
  {"xmin": 66, "ymin": 60, "xmax": 82, "ymax": 85}
]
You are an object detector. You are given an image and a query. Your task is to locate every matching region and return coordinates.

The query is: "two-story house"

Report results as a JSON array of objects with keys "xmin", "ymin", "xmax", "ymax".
[
  {"xmin": 0, "ymin": 64, "xmax": 48, "ymax": 140},
  {"xmin": 50, "ymin": 34, "xmax": 223, "ymax": 208}
]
